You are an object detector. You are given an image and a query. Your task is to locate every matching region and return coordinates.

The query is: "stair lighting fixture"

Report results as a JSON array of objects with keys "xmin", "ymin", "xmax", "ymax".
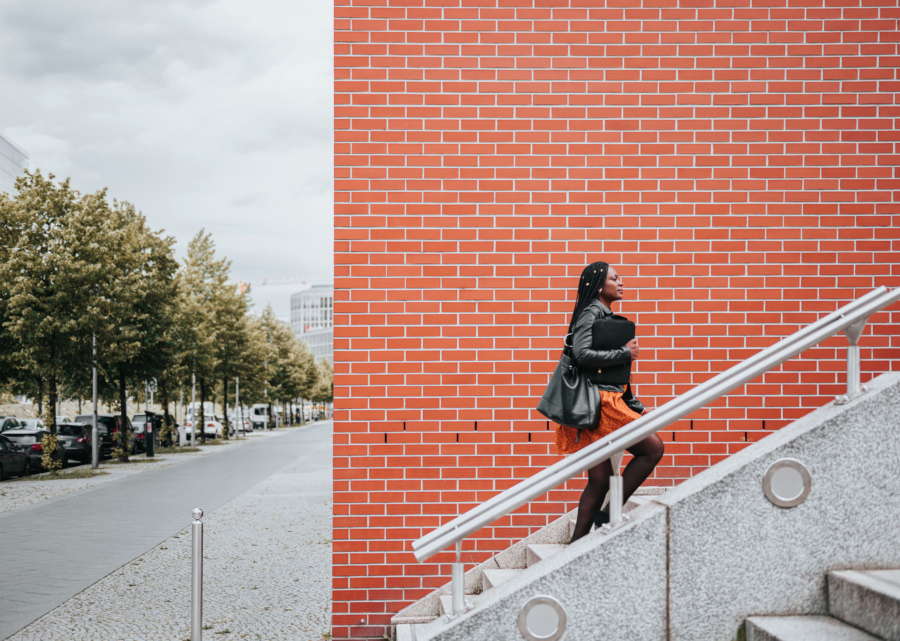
[
  {"xmin": 763, "ymin": 458, "xmax": 812, "ymax": 508},
  {"xmin": 517, "ymin": 595, "xmax": 567, "ymax": 641}
]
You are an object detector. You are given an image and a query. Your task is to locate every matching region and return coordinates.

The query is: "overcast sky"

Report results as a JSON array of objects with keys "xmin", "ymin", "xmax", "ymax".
[{"xmin": 0, "ymin": 0, "xmax": 333, "ymax": 320}]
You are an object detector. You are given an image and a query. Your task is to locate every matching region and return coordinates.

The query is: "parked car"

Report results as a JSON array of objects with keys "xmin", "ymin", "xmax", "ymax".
[
  {"xmin": 203, "ymin": 416, "xmax": 224, "ymax": 438},
  {"xmin": 56, "ymin": 423, "xmax": 93, "ymax": 464},
  {"xmin": 18, "ymin": 418, "xmax": 44, "ymax": 430},
  {"xmin": 184, "ymin": 414, "xmax": 224, "ymax": 438},
  {"xmin": 228, "ymin": 412, "xmax": 251, "ymax": 433},
  {"xmin": 0, "ymin": 434, "xmax": 31, "ymax": 479},
  {"xmin": 0, "ymin": 417, "xmax": 23, "ymax": 433},
  {"xmin": 2, "ymin": 428, "xmax": 68, "ymax": 472},
  {"xmin": 74, "ymin": 414, "xmax": 136, "ymax": 457},
  {"xmin": 130, "ymin": 413, "xmax": 152, "ymax": 453},
  {"xmin": 250, "ymin": 404, "xmax": 269, "ymax": 430}
]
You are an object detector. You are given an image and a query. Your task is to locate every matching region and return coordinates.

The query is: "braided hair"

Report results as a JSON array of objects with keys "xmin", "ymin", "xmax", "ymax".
[{"xmin": 567, "ymin": 261, "xmax": 609, "ymax": 335}]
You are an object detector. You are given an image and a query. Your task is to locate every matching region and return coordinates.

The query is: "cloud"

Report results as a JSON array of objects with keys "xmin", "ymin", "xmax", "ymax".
[{"xmin": 0, "ymin": 0, "xmax": 334, "ymax": 285}]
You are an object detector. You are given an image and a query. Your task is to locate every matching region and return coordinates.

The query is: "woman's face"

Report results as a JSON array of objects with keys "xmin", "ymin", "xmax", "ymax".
[{"xmin": 599, "ymin": 266, "xmax": 624, "ymax": 303}]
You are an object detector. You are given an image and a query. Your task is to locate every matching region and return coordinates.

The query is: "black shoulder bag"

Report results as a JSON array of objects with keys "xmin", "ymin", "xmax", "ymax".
[{"xmin": 536, "ymin": 334, "xmax": 600, "ymax": 431}]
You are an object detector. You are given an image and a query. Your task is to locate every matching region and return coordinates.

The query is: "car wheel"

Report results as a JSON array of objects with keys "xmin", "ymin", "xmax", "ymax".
[
  {"xmin": 61, "ymin": 457, "xmax": 68, "ymax": 470},
  {"xmin": 0, "ymin": 463, "xmax": 4, "ymax": 481},
  {"xmin": 22, "ymin": 460, "xmax": 31, "ymax": 477}
]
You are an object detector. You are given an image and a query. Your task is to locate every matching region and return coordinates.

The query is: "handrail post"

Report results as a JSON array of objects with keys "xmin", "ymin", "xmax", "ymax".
[
  {"xmin": 191, "ymin": 508, "xmax": 204, "ymax": 641},
  {"xmin": 451, "ymin": 539, "xmax": 465, "ymax": 616},
  {"xmin": 608, "ymin": 451, "xmax": 625, "ymax": 527},
  {"xmin": 838, "ymin": 317, "xmax": 869, "ymax": 404}
]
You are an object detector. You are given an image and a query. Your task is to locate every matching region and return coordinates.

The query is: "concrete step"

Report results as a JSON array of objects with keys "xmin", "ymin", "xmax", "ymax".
[
  {"xmin": 482, "ymin": 568, "xmax": 523, "ymax": 591},
  {"xmin": 745, "ymin": 616, "xmax": 881, "ymax": 641},
  {"xmin": 565, "ymin": 495, "xmax": 657, "ymax": 538},
  {"xmin": 396, "ymin": 623, "xmax": 415, "ymax": 641},
  {"xmin": 439, "ymin": 594, "xmax": 476, "ymax": 617},
  {"xmin": 829, "ymin": 569, "xmax": 900, "ymax": 641},
  {"xmin": 525, "ymin": 543, "xmax": 567, "ymax": 568}
]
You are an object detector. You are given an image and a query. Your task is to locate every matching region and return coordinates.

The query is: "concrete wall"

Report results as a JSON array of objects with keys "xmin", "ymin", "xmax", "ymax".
[
  {"xmin": 663, "ymin": 370, "xmax": 900, "ymax": 639},
  {"xmin": 421, "ymin": 371, "xmax": 900, "ymax": 640},
  {"xmin": 420, "ymin": 504, "xmax": 668, "ymax": 641}
]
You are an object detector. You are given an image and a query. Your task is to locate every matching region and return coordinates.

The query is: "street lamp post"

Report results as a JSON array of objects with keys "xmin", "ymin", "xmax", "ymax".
[
  {"xmin": 235, "ymin": 377, "xmax": 241, "ymax": 439},
  {"xmin": 145, "ymin": 378, "xmax": 157, "ymax": 457},
  {"xmin": 92, "ymin": 334, "xmax": 99, "ymax": 469},
  {"xmin": 191, "ymin": 371, "xmax": 197, "ymax": 447}
]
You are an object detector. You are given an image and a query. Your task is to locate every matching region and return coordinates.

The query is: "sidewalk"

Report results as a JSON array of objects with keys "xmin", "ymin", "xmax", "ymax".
[
  {"xmin": 0, "ymin": 421, "xmax": 332, "ymax": 641},
  {"xmin": 0, "ymin": 428, "xmax": 294, "ymax": 515}
]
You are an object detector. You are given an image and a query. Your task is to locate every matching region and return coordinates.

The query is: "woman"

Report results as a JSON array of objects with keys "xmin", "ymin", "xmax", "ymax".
[{"xmin": 557, "ymin": 261, "xmax": 665, "ymax": 543}]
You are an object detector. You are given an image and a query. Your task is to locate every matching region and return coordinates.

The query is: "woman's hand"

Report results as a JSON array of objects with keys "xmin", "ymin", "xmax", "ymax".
[
  {"xmin": 642, "ymin": 408, "xmax": 652, "ymax": 415},
  {"xmin": 626, "ymin": 338, "xmax": 640, "ymax": 361}
]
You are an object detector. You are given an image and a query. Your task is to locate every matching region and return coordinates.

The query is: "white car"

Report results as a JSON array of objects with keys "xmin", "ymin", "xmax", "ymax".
[
  {"xmin": 182, "ymin": 415, "xmax": 223, "ymax": 439},
  {"xmin": 201, "ymin": 416, "xmax": 224, "ymax": 438},
  {"xmin": 228, "ymin": 413, "xmax": 251, "ymax": 433}
]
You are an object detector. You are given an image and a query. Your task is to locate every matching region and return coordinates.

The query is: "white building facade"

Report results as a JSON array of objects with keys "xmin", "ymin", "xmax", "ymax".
[
  {"xmin": 290, "ymin": 282, "xmax": 333, "ymax": 363},
  {"xmin": 0, "ymin": 133, "xmax": 28, "ymax": 194}
]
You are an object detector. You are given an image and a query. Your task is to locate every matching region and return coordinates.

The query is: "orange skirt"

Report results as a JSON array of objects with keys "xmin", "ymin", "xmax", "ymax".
[{"xmin": 555, "ymin": 389, "xmax": 643, "ymax": 456}]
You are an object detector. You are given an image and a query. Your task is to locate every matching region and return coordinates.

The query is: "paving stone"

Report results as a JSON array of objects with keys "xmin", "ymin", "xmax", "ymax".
[{"xmin": 0, "ymin": 423, "xmax": 331, "ymax": 641}]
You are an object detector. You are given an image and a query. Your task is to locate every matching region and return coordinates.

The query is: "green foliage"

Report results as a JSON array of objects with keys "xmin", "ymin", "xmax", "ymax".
[
  {"xmin": 39, "ymin": 433, "xmax": 63, "ymax": 475},
  {"xmin": 0, "ymin": 170, "xmax": 329, "ymax": 453}
]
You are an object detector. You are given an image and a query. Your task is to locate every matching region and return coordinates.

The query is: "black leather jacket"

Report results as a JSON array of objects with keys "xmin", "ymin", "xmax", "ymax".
[{"xmin": 570, "ymin": 299, "xmax": 646, "ymax": 415}]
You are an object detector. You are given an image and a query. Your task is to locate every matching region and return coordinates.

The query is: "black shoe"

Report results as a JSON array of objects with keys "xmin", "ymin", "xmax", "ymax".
[{"xmin": 593, "ymin": 509, "xmax": 610, "ymax": 530}]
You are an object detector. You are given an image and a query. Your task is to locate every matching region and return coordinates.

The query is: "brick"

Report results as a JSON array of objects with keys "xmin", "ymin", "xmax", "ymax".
[{"xmin": 332, "ymin": 1, "xmax": 900, "ymax": 638}]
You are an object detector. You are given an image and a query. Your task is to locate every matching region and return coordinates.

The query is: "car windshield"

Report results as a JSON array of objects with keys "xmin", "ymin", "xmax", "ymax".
[
  {"xmin": 21, "ymin": 419, "xmax": 41, "ymax": 427},
  {"xmin": 75, "ymin": 416, "xmax": 114, "ymax": 433},
  {"xmin": 133, "ymin": 414, "xmax": 146, "ymax": 421},
  {"xmin": 57, "ymin": 425, "xmax": 84, "ymax": 436}
]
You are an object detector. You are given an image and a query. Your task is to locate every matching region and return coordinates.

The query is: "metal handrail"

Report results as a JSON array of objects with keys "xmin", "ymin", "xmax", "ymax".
[{"xmin": 413, "ymin": 287, "xmax": 900, "ymax": 567}]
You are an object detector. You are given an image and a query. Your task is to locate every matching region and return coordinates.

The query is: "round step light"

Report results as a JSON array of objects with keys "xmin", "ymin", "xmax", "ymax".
[
  {"xmin": 518, "ymin": 595, "xmax": 567, "ymax": 641},
  {"xmin": 763, "ymin": 458, "xmax": 812, "ymax": 508}
]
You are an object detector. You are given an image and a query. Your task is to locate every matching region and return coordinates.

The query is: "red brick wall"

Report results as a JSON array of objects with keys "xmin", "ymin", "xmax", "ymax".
[{"xmin": 333, "ymin": 1, "xmax": 900, "ymax": 638}]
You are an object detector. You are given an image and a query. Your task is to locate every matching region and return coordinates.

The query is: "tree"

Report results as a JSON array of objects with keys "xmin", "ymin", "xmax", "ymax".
[
  {"xmin": 90, "ymin": 200, "xmax": 179, "ymax": 461},
  {"xmin": 178, "ymin": 231, "xmax": 228, "ymax": 442},
  {"xmin": 310, "ymin": 358, "xmax": 334, "ymax": 408},
  {"xmin": 0, "ymin": 171, "xmax": 104, "ymax": 471}
]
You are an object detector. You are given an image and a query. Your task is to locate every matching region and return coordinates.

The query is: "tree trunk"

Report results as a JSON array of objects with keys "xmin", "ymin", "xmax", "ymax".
[
  {"xmin": 47, "ymin": 374, "xmax": 58, "ymax": 436},
  {"xmin": 37, "ymin": 377, "xmax": 43, "ymax": 416},
  {"xmin": 161, "ymin": 378, "xmax": 172, "ymax": 447},
  {"xmin": 199, "ymin": 378, "xmax": 207, "ymax": 444},
  {"xmin": 118, "ymin": 369, "xmax": 130, "ymax": 462}
]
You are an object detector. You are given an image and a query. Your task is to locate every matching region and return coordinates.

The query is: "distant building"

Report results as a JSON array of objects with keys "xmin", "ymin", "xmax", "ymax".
[
  {"xmin": 0, "ymin": 132, "xmax": 28, "ymax": 194},
  {"xmin": 290, "ymin": 282, "xmax": 333, "ymax": 363}
]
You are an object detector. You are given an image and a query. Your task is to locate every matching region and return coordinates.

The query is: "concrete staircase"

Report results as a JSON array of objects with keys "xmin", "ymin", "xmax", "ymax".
[
  {"xmin": 746, "ymin": 569, "xmax": 900, "ymax": 641},
  {"xmin": 390, "ymin": 372, "xmax": 900, "ymax": 641},
  {"xmin": 393, "ymin": 492, "xmax": 661, "ymax": 638}
]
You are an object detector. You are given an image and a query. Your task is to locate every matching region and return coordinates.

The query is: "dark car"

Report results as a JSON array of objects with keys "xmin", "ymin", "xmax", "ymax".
[
  {"xmin": 2, "ymin": 429, "xmax": 68, "ymax": 473},
  {"xmin": 74, "ymin": 414, "xmax": 136, "ymax": 458},
  {"xmin": 57, "ymin": 423, "xmax": 93, "ymax": 464},
  {"xmin": 0, "ymin": 434, "xmax": 31, "ymax": 479},
  {"xmin": 0, "ymin": 417, "xmax": 23, "ymax": 433}
]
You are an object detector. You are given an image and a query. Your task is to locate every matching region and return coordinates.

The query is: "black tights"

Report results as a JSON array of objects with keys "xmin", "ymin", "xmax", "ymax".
[{"xmin": 569, "ymin": 434, "xmax": 665, "ymax": 543}]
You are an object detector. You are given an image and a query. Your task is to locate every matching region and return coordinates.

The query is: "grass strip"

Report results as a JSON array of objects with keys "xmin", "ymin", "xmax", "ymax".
[
  {"xmin": 155, "ymin": 446, "xmax": 201, "ymax": 454},
  {"xmin": 16, "ymin": 468, "xmax": 109, "ymax": 482}
]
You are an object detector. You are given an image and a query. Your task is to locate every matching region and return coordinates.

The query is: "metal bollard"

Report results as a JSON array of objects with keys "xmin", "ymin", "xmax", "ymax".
[{"xmin": 191, "ymin": 508, "xmax": 204, "ymax": 641}]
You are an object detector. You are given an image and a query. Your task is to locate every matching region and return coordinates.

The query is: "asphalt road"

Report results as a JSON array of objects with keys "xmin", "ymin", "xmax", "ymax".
[{"xmin": 0, "ymin": 421, "xmax": 332, "ymax": 640}]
